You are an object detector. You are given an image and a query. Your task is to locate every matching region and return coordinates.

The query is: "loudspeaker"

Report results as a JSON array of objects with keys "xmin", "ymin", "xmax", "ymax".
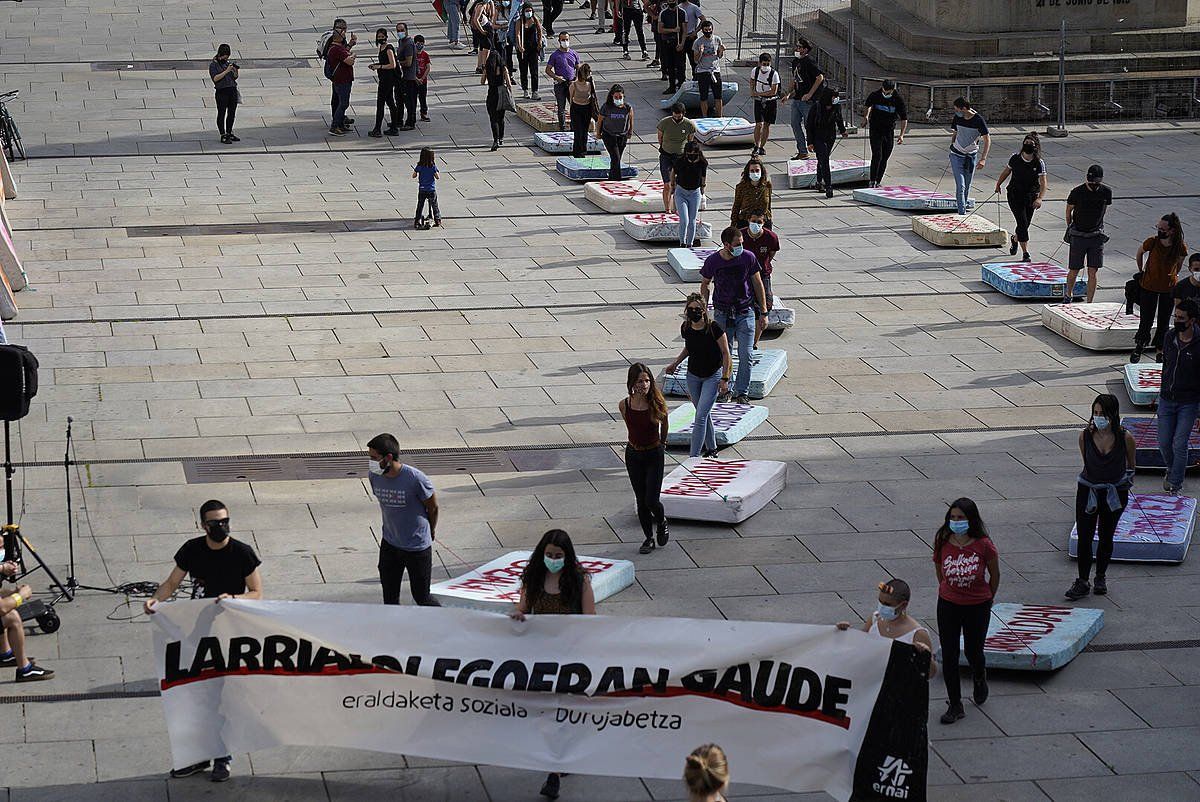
[{"xmin": 0, "ymin": 343, "xmax": 38, "ymax": 421}]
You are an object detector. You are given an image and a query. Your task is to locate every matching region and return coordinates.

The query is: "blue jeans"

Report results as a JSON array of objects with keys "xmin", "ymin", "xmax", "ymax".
[
  {"xmin": 685, "ymin": 368, "xmax": 722, "ymax": 456},
  {"xmin": 712, "ymin": 307, "xmax": 755, "ymax": 397},
  {"xmin": 332, "ymin": 82, "xmax": 352, "ymax": 130},
  {"xmin": 674, "ymin": 186, "xmax": 702, "ymax": 246},
  {"xmin": 447, "ymin": 8, "xmax": 460, "ymax": 43},
  {"xmin": 1157, "ymin": 397, "xmax": 1199, "ymax": 488},
  {"xmin": 789, "ymin": 99, "xmax": 812, "ymax": 154},
  {"xmin": 948, "ymin": 151, "xmax": 976, "ymax": 215}
]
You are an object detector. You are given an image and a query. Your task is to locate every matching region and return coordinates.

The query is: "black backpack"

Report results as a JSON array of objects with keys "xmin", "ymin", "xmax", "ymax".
[{"xmin": 0, "ymin": 343, "xmax": 38, "ymax": 421}]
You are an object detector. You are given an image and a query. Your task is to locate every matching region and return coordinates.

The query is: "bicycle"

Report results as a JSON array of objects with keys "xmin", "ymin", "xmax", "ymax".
[{"xmin": 0, "ymin": 90, "xmax": 25, "ymax": 161}]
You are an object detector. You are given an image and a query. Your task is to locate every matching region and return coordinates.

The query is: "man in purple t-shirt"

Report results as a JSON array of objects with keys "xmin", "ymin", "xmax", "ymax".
[
  {"xmin": 700, "ymin": 226, "xmax": 768, "ymax": 403},
  {"xmin": 544, "ymin": 32, "xmax": 580, "ymax": 132}
]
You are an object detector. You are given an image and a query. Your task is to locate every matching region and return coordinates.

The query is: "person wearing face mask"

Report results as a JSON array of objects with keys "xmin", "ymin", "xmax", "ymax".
[
  {"xmin": 1155, "ymin": 299, "xmax": 1200, "ymax": 495},
  {"xmin": 1132, "ymin": 213, "xmax": 1189, "ymax": 364},
  {"xmin": 837, "ymin": 579, "xmax": 937, "ymax": 679},
  {"xmin": 932, "ymin": 497, "xmax": 999, "ymax": 725},
  {"xmin": 509, "ymin": 528, "xmax": 595, "ymax": 800},
  {"xmin": 367, "ymin": 29, "xmax": 400, "ymax": 137},
  {"xmin": 395, "ymin": 23, "xmax": 419, "ymax": 130},
  {"xmin": 542, "ymin": 0, "xmax": 563, "ymax": 36},
  {"xmin": 469, "ymin": 0, "xmax": 495, "ymax": 71},
  {"xmin": 413, "ymin": 35, "xmax": 432, "ymax": 121},
  {"xmin": 678, "ymin": 0, "xmax": 702, "ymax": 76},
  {"xmin": 730, "ymin": 157, "xmax": 772, "ymax": 230},
  {"xmin": 748, "ymin": 53, "xmax": 780, "ymax": 157},
  {"xmin": 657, "ymin": 103, "xmax": 696, "ymax": 212},
  {"xmin": 1171, "ymin": 253, "xmax": 1200, "ymax": 309},
  {"xmin": 567, "ymin": 62, "xmax": 597, "ymax": 159},
  {"xmin": 209, "ymin": 44, "xmax": 240, "ymax": 144},
  {"xmin": 545, "ymin": 33, "xmax": 580, "ymax": 132},
  {"xmin": 740, "ymin": 210, "xmax": 778, "ymax": 348},
  {"xmin": 671, "ymin": 141, "xmax": 708, "ymax": 247},
  {"xmin": 947, "ymin": 97, "xmax": 990, "ymax": 216},
  {"xmin": 516, "ymin": 4, "xmax": 544, "ymax": 99},
  {"xmin": 144, "ymin": 499, "xmax": 263, "ymax": 782},
  {"xmin": 619, "ymin": 363, "xmax": 670, "ymax": 554},
  {"xmin": 700, "ymin": 227, "xmax": 767, "ymax": 404},
  {"xmin": 781, "ymin": 38, "xmax": 824, "ymax": 160},
  {"xmin": 994, "ymin": 132, "xmax": 1047, "ymax": 262},
  {"xmin": 1064, "ymin": 164, "xmax": 1112, "ymax": 304},
  {"xmin": 692, "ymin": 20, "xmax": 723, "ymax": 117},
  {"xmin": 804, "ymin": 86, "xmax": 847, "ymax": 199},
  {"xmin": 365, "ymin": 433, "xmax": 442, "ymax": 608},
  {"xmin": 325, "ymin": 27, "xmax": 356, "ymax": 136},
  {"xmin": 482, "ymin": 47, "xmax": 514, "ymax": 150},
  {"xmin": 620, "ymin": 0, "xmax": 649, "ymax": 61},
  {"xmin": 657, "ymin": 0, "xmax": 685, "ymax": 93},
  {"xmin": 597, "ymin": 84, "xmax": 633, "ymax": 180},
  {"xmin": 665, "ymin": 293, "xmax": 731, "ymax": 458},
  {"xmin": 861, "ymin": 79, "xmax": 907, "ymax": 187},
  {"xmin": 1066, "ymin": 394, "xmax": 1136, "ymax": 601}
]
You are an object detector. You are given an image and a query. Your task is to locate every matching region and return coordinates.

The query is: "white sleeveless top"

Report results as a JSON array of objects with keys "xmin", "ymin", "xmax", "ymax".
[{"xmin": 867, "ymin": 612, "xmax": 924, "ymax": 645}]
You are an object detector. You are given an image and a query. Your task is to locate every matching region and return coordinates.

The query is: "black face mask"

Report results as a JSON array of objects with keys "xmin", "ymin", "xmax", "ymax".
[
  {"xmin": 686, "ymin": 308, "xmax": 703, "ymax": 322},
  {"xmin": 1175, "ymin": 321, "xmax": 1189, "ymax": 333},
  {"xmin": 204, "ymin": 519, "xmax": 231, "ymax": 542},
  {"xmin": 1021, "ymin": 144, "xmax": 1035, "ymax": 154}
]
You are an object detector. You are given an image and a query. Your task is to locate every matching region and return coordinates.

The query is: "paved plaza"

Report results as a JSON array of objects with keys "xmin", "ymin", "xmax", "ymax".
[{"xmin": 2, "ymin": 0, "xmax": 1200, "ymax": 799}]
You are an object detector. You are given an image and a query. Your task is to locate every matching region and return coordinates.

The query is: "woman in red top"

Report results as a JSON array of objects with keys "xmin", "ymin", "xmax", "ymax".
[
  {"xmin": 932, "ymin": 497, "xmax": 1000, "ymax": 725},
  {"xmin": 620, "ymin": 362, "xmax": 670, "ymax": 554}
]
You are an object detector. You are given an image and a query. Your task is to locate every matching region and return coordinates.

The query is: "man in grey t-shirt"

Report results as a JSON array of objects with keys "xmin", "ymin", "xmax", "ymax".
[
  {"xmin": 367, "ymin": 432, "xmax": 442, "ymax": 606},
  {"xmin": 692, "ymin": 20, "xmax": 723, "ymax": 117},
  {"xmin": 395, "ymin": 22, "xmax": 419, "ymax": 129}
]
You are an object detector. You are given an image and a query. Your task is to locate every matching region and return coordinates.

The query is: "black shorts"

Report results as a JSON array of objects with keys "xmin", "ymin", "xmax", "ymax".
[
  {"xmin": 697, "ymin": 71, "xmax": 721, "ymax": 102},
  {"xmin": 472, "ymin": 29, "xmax": 491, "ymax": 48},
  {"xmin": 753, "ymin": 99, "xmax": 777, "ymax": 124},
  {"xmin": 659, "ymin": 150, "xmax": 678, "ymax": 181}
]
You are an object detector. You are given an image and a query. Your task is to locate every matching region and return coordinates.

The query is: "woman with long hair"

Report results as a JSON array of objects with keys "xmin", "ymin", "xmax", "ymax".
[
  {"xmin": 620, "ymin": 362, "xmax": 670, "ymax": 554},
  {"xmin": 670, "ymin": 141, "xmax": 708, "ymax": 247},
  {"xmin": 1132, "ymin": 212, "xmax": 1189, "ymax": 363},
  {"xmin": 932, "ymin": 497, "xmax": 999, "ymax": 725},
  {"xmin": 515, "ymin": 3, "xmax": 544, "ymax": 99},
  {"xmin": 1066, "ymin": 394, "xmax": 1136, "ymax": 600},
  {"xmin": 729, "ymin": 155, "xmax": 772, "ymax": 229},
  {"xmin": 209, "ymin": 44, "xmax": 240, "ymax": 144},
  {"xmin": 994, "ymin": 131, "xmax": 1047, "ymax": 261},
  {"xmin": 481, "ymin": 47, "xmax": 513, "ymax": 151},
  {"xmin": 683, "ymin": 744, "xmax": 729, "ymax": 802},
  {"xmin": 510, "ymin": 529, "xmax": 595, "ymax": 800},
  {"xmin": 664, "ymin": 293, "xmax": 731, "ymax": 458},
  {"xmin": 596, "ymin": 84, "xmax": 634, "ymax": 181},
  {"xmin": 568, "ymin": 62, "xmax": 597, "ymax": 158},
  {"xmin": 367, "ymin": 28, "xmax": 400, "ymax": 137}
]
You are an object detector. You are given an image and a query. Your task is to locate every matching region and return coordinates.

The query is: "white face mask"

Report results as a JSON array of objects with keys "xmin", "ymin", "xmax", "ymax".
[
  {"xmin": 876, "ymin": 602, "xmax": 900, "ymax": 621},
  {"xmin": 794, "ymin": 51, "xmax": 803, "ymax": 59},
  {"xmin": 559, "ymin": 40, "xmax": 569, "ymax": 49},
  {"xmin": 524, "ymin": 9, "xmax": 532, "ymax": 16},
  {"xmin": 368, "ymin": 459, "xmax": 385, "ymax": 476},
  {"xmin": 748, "ymin": 170, "xmax": 762, "ymax": 181},
  {"xmin": 748, "ymin": 221, "xmax": 763, "ymax": 235},
  {"xmin": 614, "ymin": 97, "xmax": 625, "ymax": 106}
]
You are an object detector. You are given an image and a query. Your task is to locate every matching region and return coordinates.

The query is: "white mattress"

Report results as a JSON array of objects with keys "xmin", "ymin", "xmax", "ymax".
[
  {"xmin": 1040, "ymin": 303, "xmax": 1139, "ymax": 351},
  {"xmin": 661, "ymin": 458, "xmax": 787, "ymax": 523},
  {"xmin": 692, "ymin": 117, "xmax": 756, "ymax": 145},
  {"xmin": 661, "ymin": 348, "xmax": 787, "ymax": 399},
  {"xmin": 1069, "ymin": 493, "xmax": 1193, "ymax": 563},
  {"xmin": 622, "ymin": 213, "xmax": 713, "ymax": 243},
  {"xmin": 667, "ymin": 246, "xmax": 718, "ymax": 281},
  {"xmin": 665, "ymin": 401, "xmax": 769, "ymax": 447},
  {"xmin": 912, "ymin": 214, "xmax": 1007, "ymax": 247},
  {"xmin": 585, "ymin": 180, "xmax": 668, "ymax": 213},
  {"xmin": 0, "ymin": 149, "xmax": 15, "ymax": 200},
  {"xmin": 1124, "ymin": 363, "xmax": 1161, "ymax": 406},
  {"xmin": 533, "ymin": 131, "xmax": 599, "ymax": 154},
  {"xmin": 0, "ymin": 206, "xmax": 25, "ymax": 292},
  {"xmin": 430, "ymin": 550, "xmax": 636, "ymax": 611},
  {"xmin": 787, "ymin": 159, "xmax": 869, "ymax": 189}
]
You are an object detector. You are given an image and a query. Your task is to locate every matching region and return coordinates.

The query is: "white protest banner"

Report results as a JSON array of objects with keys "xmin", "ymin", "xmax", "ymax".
[{"xmin": 154, "ymin": 601, "xmax": 930, "ymax": 801}]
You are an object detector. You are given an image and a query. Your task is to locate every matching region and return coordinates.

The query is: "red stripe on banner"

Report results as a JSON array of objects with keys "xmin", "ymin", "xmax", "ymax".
[
  {"xmin": 602, "ymin": 686, "xmax": 851, "ymax": 729},
  {"xmin": 160, "ymin": 665, "xmax": 397, "ymax": 690}
]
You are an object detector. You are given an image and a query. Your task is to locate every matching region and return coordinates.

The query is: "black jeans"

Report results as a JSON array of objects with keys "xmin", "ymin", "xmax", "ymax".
[
  {"xmin": 867, "ymin": 126, "xmax": 893, "ymax": 184},
  {"xmin": 215, "ymin": 87, "xmax": 238, "ymax": 136},
  {"xmin": 811, "ymin": 139, "xmax": 833, "ymax": 188},
  {"xmin": 1136, "ymin": 286, "xmax": 1172, "ymax": 351},
  {"xmin": 378, "ymin": 541, "xmax": 441, "ymax": 606},
  {"xmin": 486, "ymin": 90, "xmax": 506, "ymax": 142},
  {"xmin": 570, "ymin": 101, "xmax": 592, "ymax": 157},
  {"xmin": 662, "ymin": 39, "xmax": 685, "ymax": 88},
  {"xmin": 416, "ymin": 189, "xmax": 440, "ymax": 222},
  {"xmin": 622, "ymin": 7, "xmax": 646, "ymax": 51},
  {"xmin": 625, "ymin": 445, "xmax": 665, "ymax": 539},
  {"xmin": 543, "ymin": 0, "xmax": 563, "ymax": 34},
  {"xmin": 400, "ymin": 79, "xmax": 418, "ymax": 126},
  {"xmin": 374, "ymin": 80, "xmax": 399, "ymax": 132},
  {"xmin": 417, "ymin": 82, "xmax": 428, "ymax": 116},
  {"xmin": 1075, "ymin": 483, "xmax": 1127, "ymax": 581},
  {"xmin": 1007, "ymin": 192, "xmax": 1037, "ymax": 244},
  {"xmin": 937, "ymin": 597, "xmax": 990, "ymax": 705},
  {"xmin": 602, "ymin": 133, "xmax": 626, "ymax": 179},
  {"xmin": 553, "ymin": 81, "xmax": 570, "ymax": 131},
  {"xmin": 518, "ymin": 50, "xmax": 539, "ymax": 92}
]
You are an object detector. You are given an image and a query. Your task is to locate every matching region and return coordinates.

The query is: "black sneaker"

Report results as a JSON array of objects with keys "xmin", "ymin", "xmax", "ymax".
[
  {"xmin": 662, "ymin": 87, "xmax": 676, "ymax": 95},
  {"xmin": 540, "ymin": 773, "xmax": 560, "ymax": 799},
  {"xmin": 701, "ymin": 448, "xmax": 719, "ymax": 459},
  {"xmin": 368, "ymin": 129, "xmax": 382, "ymax": 137},
  {"xmin": 400, "ymin": 124, "xmax": 416, "ymax": 131},
  {"xmin": 1093, "ymin": 575, "xmax": 1107, "ymax": 595},
  {"xmin": 825, "ymin": 187, "xmax": 834, "ymax": 199},
  {"xmin": 1064, "ymin": 577, "xmax": 1090, "ymax": 600},
  {"xmin": 1022, "ymin": 252, "xmax": 1032, "ymax": 262},
  {"xmin": 344, "ymin": 118, "xmax": 355, "ymax": 125},
  {"xmin": 169, "ymin": 761, "xmax": 210, "ymax": 779},
  {"xmin": 15, "ymin": 661, "xmax": 54, "ymax": 682},
  {"xmin": 939, "ymin": 701, "xmax": 965, "ymax": 724},
  {"xmin": 384, "ymin": 128, "xmax": 399, "ymax": 135},
  {"xmin": 973, "ymin": 670, "xmax": 989, "ymax": 705},
  {"xmin": 638, "ymin": 537, "xmax": 655, "ymax": 554},
  {"xmin": 1009, "ymin": 235, "xmax": 1019, "ymax": 256},
  {"xmin": 733, "ymin": 394, "xmax": 750, "ymax": 404},
  {"xmin": 211, "ymin": 759, "xmax": 231, "ymax": 782},
  {"xmin": 656, "ymin": 520, "xmax": 670, "ymax": 547},
  {"xmin": 0, "ymin": 651, "xmax": 15, "ymax": 667},
  {"xmin": 1130, "ymin": 347, "xmax": 1142, "ymax": 364},
  {"xmin": 227, "ymin": 134, "xmax": 240, "ymax": 142}
]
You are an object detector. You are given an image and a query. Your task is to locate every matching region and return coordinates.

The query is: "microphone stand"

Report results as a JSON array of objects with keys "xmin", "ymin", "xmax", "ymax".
[{"xmin": 62, "ymin": 416, "xmax": 125, "ymax": 596}]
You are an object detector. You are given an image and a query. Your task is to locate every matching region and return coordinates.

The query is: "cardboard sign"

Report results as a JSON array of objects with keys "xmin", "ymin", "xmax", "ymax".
[
  {"xmin": 912, "ymin": 214, "xmax": 1007, "ymax": 247},
  {"xmin": 533, "ymin": 131, "xmax": 600, "ymax": 154},
  {"xmin": 787, "ymin": 159, "xmax": 870, "ymax": 189},
  {"xmin": 662, "ymin": 348, "xmax": 787, "ymax": 399},
  {"xmin": 1124, "ymin": 363, "xmax": 1161, "ymax": 406},
  {"xmin": 586, "ymin": 180, "xmax": 668, "ymax": 213},
  {"xmin": 692, "ymin": 117, "xmax": 756, "ymax": 145},
  {"xmin": 430, "ymin": 550, "xmax": 635, "ymax": 611},
  {"xmin": 658, "ymin": 80, "xmax": 738, "ymax": 110},
  {"xmin": 1069, "ymin": 492, "xmax": 1194, "ymax": 563},
  {"xmin": 962, "ymin": 603, "xmax": 1103, "ymax": 671},
  {"xmin": 1041, "ymin": 302, "xmax": 1140, "ymax": 351},
  {"xmin": 851, "ymin": 185, "xmax": 970, "ymax": 211},
  {"xmin": 667, "ymin": 246, "xmax": 719, "ymax": 280},
  {"xmin": 666, "ymin": 402, "xmax": 769, "ymax": 447},
  {"xmin": 622, "ymin": 213, "xmax": 713, "ymax": 243},
  {"xmin": 516, "ymin": 101, "xmax": 569, "ymax": 133},
  {"xmin": 1121, "ymin": 415, "xmax": 1200, "ymax": 470},
  {"xmin": 982, "ymin": 261, "xmax": 1085, "ymax": 299},
  {"xmin": 660, "ymin": 458, "xmax": 787, "ymax": 523},
  {"xmin": 556, "ymin": 156, "xmax": 637, "ymax": 182}
]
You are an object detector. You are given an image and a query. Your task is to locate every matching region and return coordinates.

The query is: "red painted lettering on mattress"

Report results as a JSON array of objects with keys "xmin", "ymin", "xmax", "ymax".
[
  {"xmin": 630, "ymin": 213, "xmax": 675, "ymax": 223},
  {"xmin": 984, "ymin": 605, "xmax": 1073, "ymax": 652},
  {"xmin": 999, "ymin": 264, "xmax": 1065, "ymax": 281},
  {"xmin": 661, "ymin": 460, "xmax": 749, "ymax": 497},
  {"xmin": 1133, "ymin": 368, "xmax": 1162, "ymax": 389}
]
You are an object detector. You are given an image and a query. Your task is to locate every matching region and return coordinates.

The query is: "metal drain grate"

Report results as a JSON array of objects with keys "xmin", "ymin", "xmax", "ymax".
[
  {"xmin": 92, "ymin": 58, "xmax": 311, "ymax": 71},
  {"xmin": 181, "ymin": 450, "xmax": 515, "ymax": 484},
  {"xmin": 0, "ymin": 689, "xmax": 161, "ymax": 704},
  {"xmin": 126, "ymin": 219, "xmax": 407, "ymax": 238}
]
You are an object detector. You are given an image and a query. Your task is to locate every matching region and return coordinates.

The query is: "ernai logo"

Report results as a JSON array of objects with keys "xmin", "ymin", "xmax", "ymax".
[{"xmin": 872, "ymin": 755, "xmax": 912, "ymax": 798}]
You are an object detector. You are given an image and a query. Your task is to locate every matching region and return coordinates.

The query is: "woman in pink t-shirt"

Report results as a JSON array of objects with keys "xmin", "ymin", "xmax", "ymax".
[{"xmin": 932, "ymin": 497, "xmax": 1000, "ymax": 725}]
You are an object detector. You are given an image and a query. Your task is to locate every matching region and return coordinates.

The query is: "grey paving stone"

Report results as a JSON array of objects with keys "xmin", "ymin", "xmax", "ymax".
[
  {"xmin": 1035, "ymin": 772, "xmax": 1200, "ymax": 802},
  {"xmin": 980, "ymin": 691, "xmax": 1148, "ymax": 736},
  {"xmin": 1079, "ymin": 726, "xmax": 1200, "ymax": 774},
  {"xmin": 325, "ymin": 766, "xmax": 488, "ymax": 802},
  {"xmin": 933, "ymin": 734, "xmax": 1111, "ymax": 782}
]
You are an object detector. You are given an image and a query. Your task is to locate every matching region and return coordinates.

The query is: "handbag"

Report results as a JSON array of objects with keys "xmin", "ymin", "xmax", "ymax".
[
  {"xmin": 1125, "ymin": 275, "xmax": 1141, "ymax": 316},
  {"xmin": 497, "ymin": 83, "xmax": 516, "ymax": 113}
]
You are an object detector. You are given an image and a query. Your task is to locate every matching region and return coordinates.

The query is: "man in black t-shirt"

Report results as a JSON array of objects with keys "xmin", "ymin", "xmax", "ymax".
[
  {"xmin": 782, "ymin": 38, "xmax": 824, "ymax": 160},
  {"xmin": 1064, "ymin": 164, "xmax": 1113, "ymax": 303},
  {"xmin": 658, "ymin": 0, "xmax": 685, "ymax": 92},
  {"xmin": 861, "ymin": 79, "xmax": 907, "ymax": 187},
  {"xmin": 1172, "ymin": 253, "xmax": 1200, "ymax": 308},
  {"xmin": 145, "ymin": 499, "xmax": 263, "ymax": 784}
]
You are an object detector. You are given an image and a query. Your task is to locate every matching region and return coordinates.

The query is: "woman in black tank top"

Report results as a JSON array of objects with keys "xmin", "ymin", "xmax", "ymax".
[{"xmin": 1066, "ymin": 394, "xmax": 1136, "ymax": 601}]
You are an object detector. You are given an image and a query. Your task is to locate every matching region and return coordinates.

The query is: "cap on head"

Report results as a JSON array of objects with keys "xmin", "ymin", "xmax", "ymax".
[
  {"xmin": 882, "ymin": 79, "xmax": 895, "ymax": 91},
  {"xmin": 1087, "ymin": 164, "xmax": 1103, "ymax": 181}
]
